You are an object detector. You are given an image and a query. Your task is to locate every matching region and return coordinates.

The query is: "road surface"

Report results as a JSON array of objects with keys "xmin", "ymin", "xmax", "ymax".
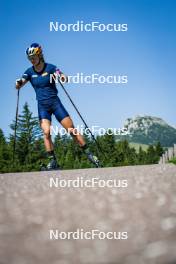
[{"xmin": 0, "ymin": 164, "xmax": 176, "ymax": 264}]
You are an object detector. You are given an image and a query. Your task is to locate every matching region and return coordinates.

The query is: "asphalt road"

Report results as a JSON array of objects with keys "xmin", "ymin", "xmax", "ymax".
[{"xmin": 0, "ymin": 164, "xmax": 176, "ymax": 264}]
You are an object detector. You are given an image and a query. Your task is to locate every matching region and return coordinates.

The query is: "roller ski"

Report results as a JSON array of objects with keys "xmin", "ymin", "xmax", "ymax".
[
  {"xmin": 87, "ymin": 153, "xmax": 102, "ymax": 168},
  {"xmin": 82, "ymin": 144, "xmax": 102, "ymax": 168}
]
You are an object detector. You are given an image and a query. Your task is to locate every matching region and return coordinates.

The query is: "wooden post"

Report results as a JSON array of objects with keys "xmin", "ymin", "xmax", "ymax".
[
  {"xmin": 159, "ymin": 157, "xmax": 162, "ymax": 164},
  {"xmin": 162, "ymin": 153, "xmax": 166, "ymax": 164},
  {"xmin": 174, "ymin": 144, "xmax": 176, "ymax": 158},
  {"xmin": 168, "ymin": 147, "xmax": 174, "ymax": 160},
  {"xmin": 165, "ymin": 151, "xmax": 168, "ymax": 162}
]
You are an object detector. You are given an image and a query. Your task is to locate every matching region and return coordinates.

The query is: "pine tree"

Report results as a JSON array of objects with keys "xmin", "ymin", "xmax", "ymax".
[
  {"xmin": 97, "ymin": 130, "xmax": 117, "ymax": 166},
  {"xmin": 146, "ymin": 145, "xmax": 158, "ymax": 164},
  {"xmin": 138, "ymin": 146, "xmax": 147, "ymax": 164},
  {"xmin": 74, "ymin": 156, "xmax": 80, "ymax": 169},
  {"xmin": 54, "ymin": 133, "xmax": 72, "ymax": 168},
  {"xmin": 54, "ymin": 133, "xmax": 64, "ymax": 167},
  {"xmin": 64, "ymin": 148, "xmax": 74, "ymax": 169},
  {"xmin": 0, "ymin": 129, "xmax": 10, "ymax": 172},
  {"xmin": 9, "ymin": 102, "xmax": 42, "ymax": 170},
  {"xmin": 116, "ymin": 140, "xmax": 128, "ymax": 165},
  {"xmin": 31, "ymin": 138, "xmax": 46, "ymax": 170},
  {"xmin": 155, "ymin": 142, "xmax": 163, "ymax": 157}
]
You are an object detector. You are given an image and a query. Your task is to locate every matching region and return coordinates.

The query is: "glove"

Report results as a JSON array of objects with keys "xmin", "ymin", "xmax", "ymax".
[
  {"xmin": 55, "ymin": 69, "xmax": 68, "ymax": 83},
  {"xmin": 15, "ymin": 78, "xmax": 23, "ymax": 89},
  {"xmin": 60, "ymin": 73, "xmax": 68, "ymax": 83}
]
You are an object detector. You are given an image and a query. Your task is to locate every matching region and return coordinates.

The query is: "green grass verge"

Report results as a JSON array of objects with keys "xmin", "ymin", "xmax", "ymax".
[
  {"xmin": 169, "ymin": 158, "xmax": 176, "ymax": 165},
  {"xmin": 129, "ymin": 142, "xmax": 149, "ymax": 152}
]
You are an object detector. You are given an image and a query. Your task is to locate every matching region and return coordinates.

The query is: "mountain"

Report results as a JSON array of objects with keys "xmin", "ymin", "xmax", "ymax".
[{"xmin": 116, "ymin": 115, "xmax": 176, "ymax": 147}]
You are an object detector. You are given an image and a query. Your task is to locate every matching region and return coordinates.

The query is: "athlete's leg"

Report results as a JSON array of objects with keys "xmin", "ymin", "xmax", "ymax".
[
  {"xmin": 52, "ymin": 98, "xmax": 85, "ymax": 146},
  {"xmin": 40, "ymin": 119, "xmax": 58, "ymax": 169},
  {"xmin": 60, "ymin": 117, "xmax": 100, "ymax": 167},
  {"xmin": 38, "ymin": 99, "xmax": 60, "ymax": 170},
  {"xmin": 53, "ymin": 98, "xmax": 100, "ymax": 167},
  {"xmin": 60, "ymin": 116, "xmax": 86, "ymax": 146},
  {"xmin": 40, "ymin": 119, "xmax": 54, "ymax": 151}
]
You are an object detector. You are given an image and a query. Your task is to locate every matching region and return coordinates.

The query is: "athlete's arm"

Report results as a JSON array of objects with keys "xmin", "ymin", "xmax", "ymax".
[{"xmin": 15, "ymin": 78, "xmax": 28, "ymax": 89}]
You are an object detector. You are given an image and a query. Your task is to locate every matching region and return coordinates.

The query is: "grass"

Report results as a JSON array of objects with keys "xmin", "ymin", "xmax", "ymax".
[
  {"xmin": 169, "ymin": 158, "xmax": 176, "ymax": 165},
  {"xmin": 129, "ymin": 142, "xmax": 149, "ymax": 152}
]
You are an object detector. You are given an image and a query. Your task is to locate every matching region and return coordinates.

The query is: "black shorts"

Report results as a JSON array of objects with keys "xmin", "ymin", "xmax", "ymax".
[{"xmin": 38, "ymin": 97, "xmax": 69, "ymax": 122}]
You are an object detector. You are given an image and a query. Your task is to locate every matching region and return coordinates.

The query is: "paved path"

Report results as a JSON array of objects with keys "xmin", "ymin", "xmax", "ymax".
[{"xmin": 0, "ymin": 164, "xmax": 176, "ymax": 264}]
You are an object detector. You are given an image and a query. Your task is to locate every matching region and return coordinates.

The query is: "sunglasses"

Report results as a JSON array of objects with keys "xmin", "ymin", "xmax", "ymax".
[{"xmin": 28, "ymin": 55, "xmax": 38, "ymax": 60}]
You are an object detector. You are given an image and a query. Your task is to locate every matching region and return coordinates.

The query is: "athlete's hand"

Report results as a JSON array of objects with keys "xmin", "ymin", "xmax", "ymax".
[
  {"xmin": 60, "ymin": 73, "xmax": 68, "ymax": 83},
  {"xmin": 15, "ymin": 79, "xmax": 23, "ymax": 89}
]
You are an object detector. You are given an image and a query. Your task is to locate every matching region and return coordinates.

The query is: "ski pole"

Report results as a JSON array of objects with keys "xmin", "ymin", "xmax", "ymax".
[
  {"xmin": 58, "ymin": 79, "xmax": 106, "ymax": 159},
  {"xmin": 12, "ymin": 88, "xmax": 20, "ymax": 164}
]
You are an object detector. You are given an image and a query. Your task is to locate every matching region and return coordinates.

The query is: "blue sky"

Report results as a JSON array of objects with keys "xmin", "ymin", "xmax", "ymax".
[{"xmin": 1, "ymin": 0, "xmax": 175, "ymax": 137}]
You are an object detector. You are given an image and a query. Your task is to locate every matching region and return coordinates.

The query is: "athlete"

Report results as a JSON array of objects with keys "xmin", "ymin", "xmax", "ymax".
[{"xmin": 15, "ymin": 43, "xmax": 100, "ymax": 170}]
